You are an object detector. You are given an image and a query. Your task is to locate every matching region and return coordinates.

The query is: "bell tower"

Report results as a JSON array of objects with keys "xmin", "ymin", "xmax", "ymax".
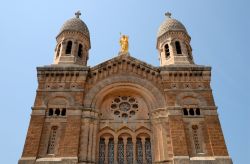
[
  {"xmin": 157, "ymin": 12, "xmax": 194, "ymax": 66},
  {"xmin": 54, "ymin": 11, "xmax": 91, "ymax": 66}
]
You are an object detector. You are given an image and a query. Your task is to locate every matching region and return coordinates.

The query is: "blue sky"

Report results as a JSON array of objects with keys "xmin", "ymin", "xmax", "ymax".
[{"xmin": 0, "ymin": 0, "xmax": 249, "ymax": 163}]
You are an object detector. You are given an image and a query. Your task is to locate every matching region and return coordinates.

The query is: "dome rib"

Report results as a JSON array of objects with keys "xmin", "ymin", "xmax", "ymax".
[
  {"xmin": 157, "ymin": 16, "xmax": 187, "ymax": 37},
  {"xmin": 59, "ymin": 17, "xmax": 90, "ymax": 38}
]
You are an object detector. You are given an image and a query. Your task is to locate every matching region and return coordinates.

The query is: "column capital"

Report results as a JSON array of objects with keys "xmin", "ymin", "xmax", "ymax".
[
  {"xmin": 104, "ymin": 137, "xmax": 110, "ymax": 144},
  {"xmin": 140, "ymin": 136, "xmax": 146, "ymax": 143},
  {"xmin": 122, "ymin": 136, "xmax": 128, "ymax": 144}
]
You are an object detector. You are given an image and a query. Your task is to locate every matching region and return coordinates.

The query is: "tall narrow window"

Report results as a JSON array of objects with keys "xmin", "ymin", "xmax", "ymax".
[
  {"xmin": 164, "ymin": 44, "xmax": 170, "ymax": 58},
  {"xmin": 189, "ymin": 108, "xmax": 194, "ymax": 115},
  {"xmin": 48, "ymin": 108, "xmax": 53, "ymax": 116},
  {"xmin": 65, "ymin": 41, "xmax": 72, "ymax": 54},
  {"xmin": 99, "ymin": 138, "xmax": 105, "ymax": 164},
  {"xmin": 145, "ymin": 138, "xmax": 152, "ymax": 164},
  {"xmin": 78, "ymin": 44, "xmax": 83, "ymax": 58},
  {"xmin": 56, "ymin": 44, "xmax": 61, "ymax": 57},
  {"xmin": 126, "ymin": 138, "xmax": 133, "ymax": 164},
  {"xmin": 196, "ymin": 108, "xmax": 200, "ymax": 115},
  {"xmin": 192, "ymin": 125, "xmax": 203, "ymax": 154},
  {"xmin": 47, "ymin": 126, "xmax": 58, "ymax": 154},
  {"xmin": 136, "ymin": 138, "xmax": 143, "ymax": 164},
  {"xmin": 55, "ymin": 108, "xmax": 60, "ymax": 116},
  {"xmin": 118, "ymin": 138, "xmax": 124, "ymax": 164},
  {"xmin": 108, "ymin": 138, "xmax": 114, "ymax": 164},
  {"xmin": 183, "ymin": 108, "xmax": 188, "ymax": 115},
  {"xmin": 175, "ymin": 41, "xmax": 182, "ymax": 54},
  {"xmin": 61, "ymin": 108, "xmax": 66, "ymax": 116}
]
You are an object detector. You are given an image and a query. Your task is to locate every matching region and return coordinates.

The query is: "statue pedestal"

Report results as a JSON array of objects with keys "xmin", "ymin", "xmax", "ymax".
[{"xmin": 118, "ymin": 51, "xmax": 130, "ymax": 56}]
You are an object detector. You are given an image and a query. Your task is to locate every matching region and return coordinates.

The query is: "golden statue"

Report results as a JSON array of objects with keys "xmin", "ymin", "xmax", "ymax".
[{"xmin": 119, "ymin": 34, "xmax": 129, "ymax": 53}]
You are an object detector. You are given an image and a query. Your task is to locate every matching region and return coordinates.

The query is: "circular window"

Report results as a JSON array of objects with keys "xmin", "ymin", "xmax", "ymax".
[
  {"xmin": 132, "ymin": 104, "xmax": 138, "ymax": 109},
  {"xmin": 114, "ymin": 111, "xmax": 120, "ymax": 115},
  {"xmin": 111, "ymin": 104, "xmax": 117, "ymax": 109},
  {"xmin": 111, "ymin": 96, "xmax": 139, "ymax": 119},
  {"xmin": 114, "ymin": 98, "xmax": 120, "ymax": 103},
  {"xmin": 129, "ymin": 98, "xmax": 135, "ymax": 103},
  {"xmin": 119, "ymin": 102, "xmax": 131, "ymax": 112},
  {"xmin": 130, "ymin": 111, "xmax": 135, "ymax": 115},
  {"xmin": 121, "ymin": 96, "xmax": 128, "ymax": 100},
  {"xmin": 122, "ymin": 113, "xmax": 128, "ymax": 118}
]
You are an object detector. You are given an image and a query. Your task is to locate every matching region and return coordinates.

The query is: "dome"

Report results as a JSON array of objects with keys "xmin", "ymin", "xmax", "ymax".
[
  {"xmin": 58, "ymin": 11, "xmax": 90, "ymax": 38},
  {"xmin": 157, "ymin": 12, "xmax": 187, "ymax": 37}
]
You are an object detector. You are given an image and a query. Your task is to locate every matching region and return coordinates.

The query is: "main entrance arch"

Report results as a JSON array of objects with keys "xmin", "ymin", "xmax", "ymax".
[{"xmin": 83, "ymin": 75, "xmax": 166, "ymax": 164}]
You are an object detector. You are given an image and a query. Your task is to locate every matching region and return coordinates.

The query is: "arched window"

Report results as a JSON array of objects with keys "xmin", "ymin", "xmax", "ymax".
[
  {"xmin": 56, "ymin": 44, "xmax": 61, "ymax": 57},
  {"xmin": 108, "ymin": 138, "xmax": 114, "ymax": 164},
  {"xmin": 55, "ymin": 108, "xmax": 60, "ymax": 116},
  {"xmin": 189, "ymin": 108, "xmax": 194, "ymax": 115},
  {"xmin": 145, "ymin": 138, "xmax": 152, "ymax": 164},
  {"xmin": 78, "ymin": 44, "xmax": 83, "ymax": 58},
  {"xmin": 47, "ymin": 126, "xmax": 58, "ymax": 154},
  {"xmin": 61, "ymin": 108, "xmax": 66, "ymax": 116},
  {"xmin": 164, "ymin": 44, "xmax": 170, "ymax": 58},
  {"xmin": 126, "ymin": 138, "xmax": 133, "ymax": 164},
  {"xmin": 65, "ymin": 41, "xmax": 72, "ymax": 54},
  {"xmin": 98, "ymin": 138, "xmax": 105, "ymax": 164},
  {"xmin": 175, "ymin": 41, "xmax": 182, "ymax": 54},
  {"xmin": 48, "ymin": 108, "xmax": 53, "ymax": 116},
  {"xmin": 196, "ymin": 108, "xmax": 200, "ymax": 115},
  {"xmin": 136, "ymin": 138, "xmax": 143, "ymax": 164},
  {"xmin": 118, "ymin": 138, "xmax": 124, "ymax": 164},
  {"xmin": 183, "ymin": 108, "xmax": 188, "ymax": 115}
]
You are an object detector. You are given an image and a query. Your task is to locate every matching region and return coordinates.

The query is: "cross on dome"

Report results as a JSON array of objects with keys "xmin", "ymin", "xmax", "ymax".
[
  {"xmin": 75, "ymin": 11, "xmax": 81, "ymax": 18},
  {"xmin": 165, "ymin": 12, "xmax": 172, "ymax": 18}
]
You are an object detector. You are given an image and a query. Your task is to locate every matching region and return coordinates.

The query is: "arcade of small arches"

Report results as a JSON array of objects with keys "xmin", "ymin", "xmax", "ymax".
[
  {"xmin": 55, "ymin": 40, "xmax": 84, "ymax": 58},
  {"xmin": 163, "ymin": 40, "xmax": 192, "ymax": 59},
  {"xmin": 98, "ymin": 128, "xmax": 152, "ymax": 164}
]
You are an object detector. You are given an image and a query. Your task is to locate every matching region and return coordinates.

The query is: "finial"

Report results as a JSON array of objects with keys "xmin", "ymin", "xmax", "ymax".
[
  {"xmin": 165, "ymin": 12, "xmax": 172, "ymax": 18},
  {"xmin": 75, "ymin": 10, "xmax": 81, "ymax": 18}
]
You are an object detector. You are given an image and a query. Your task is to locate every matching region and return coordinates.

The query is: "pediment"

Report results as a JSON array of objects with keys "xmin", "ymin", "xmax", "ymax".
[
  {"xmin": 91, "ymin": 54, "xmax": 158, "ymax": 72},
  {"xmin": 87, "ymin": 54, "xmax": 161, "ymax": 85}
]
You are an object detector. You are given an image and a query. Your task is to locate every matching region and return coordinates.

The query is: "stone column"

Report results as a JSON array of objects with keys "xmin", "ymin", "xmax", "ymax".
[
  {"xmin": 104, "ymin": 137, "xmax": 109, "ymax": 164},
  {"xmin": 141, "ymin": 137, "xmax": 146, "ymax": 164},
  {"xmin": 132, "ymin": 138, "xmax": 137, "ymax": 164},
  {"xmin": 161, "ymin": 121, "xmax": 169, "ymax": 160},
  {"xmin": 123, "ymin": 137, "xmax": 128, "ymax": 164},
  {"xmin": 91, "ymin": 121, "xmax": 98, "ymax": 162},
  {"xmin": 61, "ymin": 41, "xmax": 66, "ymax": 56},
  {"xmin": 79, "ymin": 119, "xmax": 90, "ymax": 161},
  {"xmin": 87, "ymin": 122, "xmax": 94, "ymax": 161},
  {"xmin": 114, "ymin": 138, "xmax": 118, "ymax": 164},
  {"xmin": 96, "ymin": 137, "xmax": 100, "ymax": 163},
  {"xmin": 157, "ymin": 122, "xmax": 165, "ymax": 161},
  {"xmin": 72, "ymin": 41, "xmax": 77, "ymax": 57},
  {"xmin": 152, "ymin": 122, "xmax": 160, "ymax": 162}
]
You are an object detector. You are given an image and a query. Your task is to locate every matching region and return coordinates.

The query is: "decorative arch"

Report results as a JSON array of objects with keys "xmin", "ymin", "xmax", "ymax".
[
  {"xmin": 84, "ymin": 75, "xmax": 166, "ymax": 110},
  {"xmin": 117, "ymin": 126, "xmax": 134, "ymax": 138},
  {"xmin": 43, "ymin": 92, "xmax": 75, "ymax": 107},
  {"xmin": 176, "ymin": 92, "xmax": 207, "ymax": 106},
  {"xmin": 98, "ymin": 127, "xmax": 116, "ymax": 138}
]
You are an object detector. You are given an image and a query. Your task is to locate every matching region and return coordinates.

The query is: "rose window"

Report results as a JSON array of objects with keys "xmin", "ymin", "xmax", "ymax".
[{"xmin": 111, "ymin": 96, "xmax": 138, "ymax": 118}]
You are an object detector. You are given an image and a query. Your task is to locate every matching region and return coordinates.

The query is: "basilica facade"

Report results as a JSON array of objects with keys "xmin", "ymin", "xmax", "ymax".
[{"xmin": 19, "ymin": 12, "xmax": 232, "ymax": 164}]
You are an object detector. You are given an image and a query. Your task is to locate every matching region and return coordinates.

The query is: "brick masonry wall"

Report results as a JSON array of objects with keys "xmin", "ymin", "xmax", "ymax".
[
  {"xmin": 22, "ymin": 115, "xmax": 45, "ymax": 157},
  {"xmin": 60, "ymin": 115, "xmax": 81, "ymax": 156},
  {"xmin": 205, "ymin": 115, "xmax": 229, "ymax": 156},
  {"xmin": 169, "ymin": 116, "xmax": 189, "ymax": 156}
]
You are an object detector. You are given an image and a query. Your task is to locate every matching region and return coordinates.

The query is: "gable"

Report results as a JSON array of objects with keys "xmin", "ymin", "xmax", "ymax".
[{"xmin": 87, "ymin": 54, "xmax": 161, "ymax": 86}]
